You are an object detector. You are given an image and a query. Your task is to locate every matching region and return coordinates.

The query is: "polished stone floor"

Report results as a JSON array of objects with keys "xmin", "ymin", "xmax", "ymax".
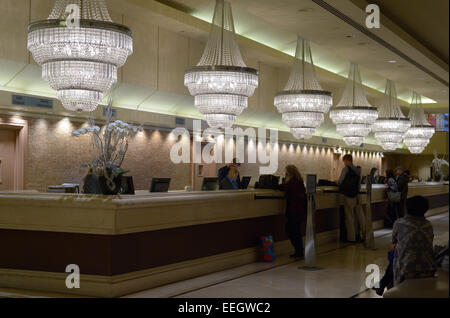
[
  {"xmin": 127, "ymin": 211, "xmax": 449, "ymax": 298},
  {"xmin": 0, "ymin": 211, "xmax": 448, "ymax": 298}
]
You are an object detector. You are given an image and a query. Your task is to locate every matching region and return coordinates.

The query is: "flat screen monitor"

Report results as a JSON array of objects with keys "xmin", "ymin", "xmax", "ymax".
[
  {"xmin": 361, "ymin": 176, "xmax": 367, "ymax": 185},
  {"xmin": 202, "ymin": 177, "xmax": 218, "ymax": 191},
  {"xmin": 240, "ymin": 176, "xmax": 251, "ymax": 189},
  {"xmin": 120, "ymin": 176, "xmax": 135, "ymax": 194},
  {"xmin": 257, "ymin": 175, "xmax": 280, "ymax": 189},
  {"xmin": 150, "ymin": 178, "xmax": 171, "ymax": 193}
]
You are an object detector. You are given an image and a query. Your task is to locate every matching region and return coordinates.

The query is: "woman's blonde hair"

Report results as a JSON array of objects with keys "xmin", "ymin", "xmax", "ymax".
[{"xmin": 285, "ymin": 165, "xmax": 302, "ymax": 182}]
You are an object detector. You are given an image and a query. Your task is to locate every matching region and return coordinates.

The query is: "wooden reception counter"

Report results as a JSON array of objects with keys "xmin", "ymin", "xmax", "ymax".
[{"xmin": 0, "ymin": 183, "xmax": 448, "ymax": 297}]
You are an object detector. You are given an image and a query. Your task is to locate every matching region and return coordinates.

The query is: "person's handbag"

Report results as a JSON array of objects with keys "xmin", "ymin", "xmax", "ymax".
[{"xmin": 387, "ymin": 190, "xmax": 401, "ymax": 202}]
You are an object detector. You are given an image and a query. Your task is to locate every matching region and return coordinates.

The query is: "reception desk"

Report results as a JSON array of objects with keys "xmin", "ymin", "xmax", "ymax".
[{"xmin": 0, "ymin": 183, "xmax": 448, "ymax": 297}]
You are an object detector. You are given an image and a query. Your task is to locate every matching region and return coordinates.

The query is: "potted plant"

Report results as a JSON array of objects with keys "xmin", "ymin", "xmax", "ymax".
[{"xmin": 72, "ymin": 99, "xmax": 142, "ymax": 195}]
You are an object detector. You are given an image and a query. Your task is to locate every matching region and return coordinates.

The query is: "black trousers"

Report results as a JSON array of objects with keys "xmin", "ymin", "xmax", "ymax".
[
  {"xmin": 379, "ymin": 260, "xmax": 394, "ymax": 291},
  {"xmin": 385, "ymin": 202, "xmax": 398, "ymax": 227},
  {"xmin": 285, "ymin": 221, "xmax": 303, "ymax": 255}
]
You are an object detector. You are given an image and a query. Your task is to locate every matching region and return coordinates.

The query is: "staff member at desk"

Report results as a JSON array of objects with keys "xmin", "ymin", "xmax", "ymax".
[
  {"xmin": 218, "ymin": 159, "xmax": 241, "ymax": 188},
  {"xmin": 277, "ymin": 165, "xmax": 306, "ymax": 258},
  {"xmin": 219, "ymin": 163, "xmax": 240, "ymax": 190}
]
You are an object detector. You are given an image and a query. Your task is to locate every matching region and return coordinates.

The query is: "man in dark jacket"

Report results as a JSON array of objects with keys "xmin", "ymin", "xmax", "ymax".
[
  {"xmin": 338, "ymin": 154, "xmax": 364, "ymax": 242},
  {"xmin": 395, "ymin": 166, "xmax": 409, "ymax": 218},
  {"xmin": 218, "ymin": 159, "xmax": 241, "ymax": 188},
  {"xmin": 219, "ymin": 164, "xmax": 240, "ymax": 190}
]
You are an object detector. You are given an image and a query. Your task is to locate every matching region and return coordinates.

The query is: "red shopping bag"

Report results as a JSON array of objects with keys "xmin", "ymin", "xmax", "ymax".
[{"xmin": 260, "ymin": 235, "xmax": 275, "ymax": 262}]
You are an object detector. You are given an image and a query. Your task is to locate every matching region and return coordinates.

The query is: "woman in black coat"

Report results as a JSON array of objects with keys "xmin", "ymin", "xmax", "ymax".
[{"xmin": 278, "ymin": 165, "xmax": 307, "ymax": 258}]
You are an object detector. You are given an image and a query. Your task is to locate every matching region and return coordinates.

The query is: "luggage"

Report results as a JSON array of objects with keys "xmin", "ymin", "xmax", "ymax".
[{"xmin": 260, "ymin": 235, "xmax": 275, "ymax": 262}]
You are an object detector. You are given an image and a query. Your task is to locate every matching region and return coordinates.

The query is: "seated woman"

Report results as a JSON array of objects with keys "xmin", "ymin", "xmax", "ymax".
[
  {"xmin": 219, "ymin": 163, "xmax": 240, "ymax": 190},
  {"xmin": 375, "ymin": 196, "xmax": 437, "ymax": 295},
  {"xmin": 277, "ymin": 165, "xmax": 307, "ymax": 258},
  {"xmin": 369, "ymin": 167, "xmax": 378, "ymax": 184},
  {"xmin": 392, "ymin": 196, "xmax": 437, "ymax": 286}
]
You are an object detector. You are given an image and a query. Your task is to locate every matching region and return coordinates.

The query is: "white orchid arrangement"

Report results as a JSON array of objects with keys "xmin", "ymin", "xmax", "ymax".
[{"xmin": 72, "ymin": 99, "xmax": 143, "ymax": 191}]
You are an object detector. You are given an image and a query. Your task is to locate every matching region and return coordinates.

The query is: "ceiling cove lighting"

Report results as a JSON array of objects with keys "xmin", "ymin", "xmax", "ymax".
[
  {"xmin": 274, "ymin": 36, "xmax": 332, "ymax": 140},
  {"xmin": 329, "ymin": 63, "xmax": 378, "ymax": 147},
  {"xmin": 372, "ymin": 80, "xmax": 411, "ymax": 151},
  {"xmin": 27, "ymin": 0, "xmax": 133, "ymax": 112},
  {"xmin": 184, "ymin": 0, "xmax": 258, "ymax": 129},
  {"xmin": 403, "ymin": 92, "xmax": 435, "ymax": 154}
]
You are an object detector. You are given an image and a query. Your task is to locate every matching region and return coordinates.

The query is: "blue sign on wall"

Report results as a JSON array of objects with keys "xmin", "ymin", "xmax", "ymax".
[{"xmin": 12, "ymin": 94, "xmax": 53, "ymax": 109}]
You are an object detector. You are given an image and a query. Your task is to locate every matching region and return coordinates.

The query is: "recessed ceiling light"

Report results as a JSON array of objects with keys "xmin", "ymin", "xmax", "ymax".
[
  {"xmin": 346, "ymin": 35, "xmax": 354, "ymax": 38},
  {"xmin": 388, "ymin": 60, "xmax": 397, "ymax": 63}
]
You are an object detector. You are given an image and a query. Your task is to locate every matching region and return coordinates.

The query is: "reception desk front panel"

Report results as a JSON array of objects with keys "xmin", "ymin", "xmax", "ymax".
[{"xmin": 0, "ymin": 183, "xmax": 448, "ymax": 296}]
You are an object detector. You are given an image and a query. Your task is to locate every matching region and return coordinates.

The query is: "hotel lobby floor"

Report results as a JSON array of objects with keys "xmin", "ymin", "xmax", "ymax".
[
  {"xmin": 0, "ymin": 210, "xmax": 448, "ymax": 298},
  {"xmin": 127, "ymin": 211, "xmax": 449, "ymax": 299}
]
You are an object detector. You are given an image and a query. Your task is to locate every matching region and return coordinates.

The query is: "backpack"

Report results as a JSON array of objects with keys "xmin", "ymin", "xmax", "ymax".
[{"xmin": 339, "ymin": 167, "xmax": 360, "ymax": 198}]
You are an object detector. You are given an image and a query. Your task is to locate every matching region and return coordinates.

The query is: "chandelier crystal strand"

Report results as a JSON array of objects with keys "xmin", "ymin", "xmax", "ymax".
[
  {"xmin": 184, "ymin": 0, "xmax": 258, "ymax": 128},
  {"xmin": 372, "ymin": 80, "xmax": 411, "ymax": 151},
  {"xmin": 403, "ymin": 92, "xmax": 435, "ymax": 154},
  {"xmin": 28, "ymin": 0, "xmax": 133, "ymax": 112},
  {"xmin": 274, "ymin": 36, "xmax": 332, "ymax": 140},
  {"xmin": 329, "ymin": 63, "xmax": 378, "ymax": 146}
]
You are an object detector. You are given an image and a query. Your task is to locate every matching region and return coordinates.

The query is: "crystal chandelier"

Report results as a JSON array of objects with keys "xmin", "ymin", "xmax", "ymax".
[
  {"xmin": 330, "ymin": 63, "xmax": 378, "ymax": 146},
  {"xmin": 274, "ymin": 36, "xmax": 332, "ymax": 139},
  {"xmin": 28, "ymin": 0, "xmax": 133, "ymax": 112},
  {"xmin": 184, "ymin": 0, "xmax": 258, "ymax": 129},
  {"xmin": 403, "ymin": 92, "xmax": 435, "ymax": 154},
  {"xmin": 372, "ymin": 80, "xmax": 411, "ymax": 151}
]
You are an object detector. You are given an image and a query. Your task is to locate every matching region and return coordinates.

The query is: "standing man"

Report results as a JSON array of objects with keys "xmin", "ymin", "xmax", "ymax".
[
  {"xmin": 218, "ymin": 158, "xmax": 241, "ymax": 188},
  {"xmin": 395, "ymin": 166, "xmax": 409, "ymax": 218},
  {"xmin": 338, "ymin": 154, "xmax": 365, "ymax": 242}
]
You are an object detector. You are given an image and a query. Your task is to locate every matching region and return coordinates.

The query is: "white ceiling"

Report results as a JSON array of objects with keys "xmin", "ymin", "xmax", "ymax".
[
  {"xmin": 0, "ymin": 0, "xmax": 448, "ymax": 151},
  {"xmin": 154, "ymin": 0, "xmax": 448, "ymax": 106}
]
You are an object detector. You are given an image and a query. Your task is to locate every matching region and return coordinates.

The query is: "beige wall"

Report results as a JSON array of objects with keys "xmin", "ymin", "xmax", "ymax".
[
  {"xmin": 1, "ymin": 114, "xmax": 385, "ymax": 191},
  {"xmin": 23, "ymin": 115, "xmax": 191, "ymax": 191},
  {"xmin": 383, "ymin": 153, "xmax": 449, "ymax": 181}
]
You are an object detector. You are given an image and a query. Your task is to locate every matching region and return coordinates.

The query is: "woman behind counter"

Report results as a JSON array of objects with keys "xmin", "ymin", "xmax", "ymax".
[{"xmin": 278, "ymin": 165, "xmax": 307, "ymax": 258}]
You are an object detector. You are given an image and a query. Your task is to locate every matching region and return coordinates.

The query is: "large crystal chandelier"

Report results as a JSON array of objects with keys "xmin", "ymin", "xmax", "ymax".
[
  {"xmin": 28, "ymin": 0, "xmax": 133, "ymax": 112},
  {"xmin": 274, "ymin": 36, "xmax": 332, "ymax": 139},
  {"xmin": 403, "ymin": 92, "xmax": 435, "ymax": 154},
  {"xmin": 372, "ymin": 80, "xmax": 411, "ymax": 151},
  {"xmin": 330, "ymin": 63, "xmax": 378, "ymax": 146},
  {"xmin": 184, "ymin": 0, "xmax": 258, "ymax": 128}
]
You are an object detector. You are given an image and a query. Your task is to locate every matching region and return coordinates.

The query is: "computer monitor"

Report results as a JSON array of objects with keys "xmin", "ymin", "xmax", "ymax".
[
  {"xmin": 202, "ymin": 177, "xmax": 218, "ymax": 191},
  {"xmin": 240, "ymin": 176, "xmax": 251, "ymax": 189},
  {"xmin": 120, "ymin": 176, "xmax": 135, "ymax": 195},
  {"xmin": 150, "ymin": 178, "xmax": 171, "ymax": 193},
  {"xmin": 361, "ymin": 176, "xmax": 367, "ymax": 185},
  {"xmin": 256, "ymin": 175, "xmax": 280, "ymax": 189}
]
